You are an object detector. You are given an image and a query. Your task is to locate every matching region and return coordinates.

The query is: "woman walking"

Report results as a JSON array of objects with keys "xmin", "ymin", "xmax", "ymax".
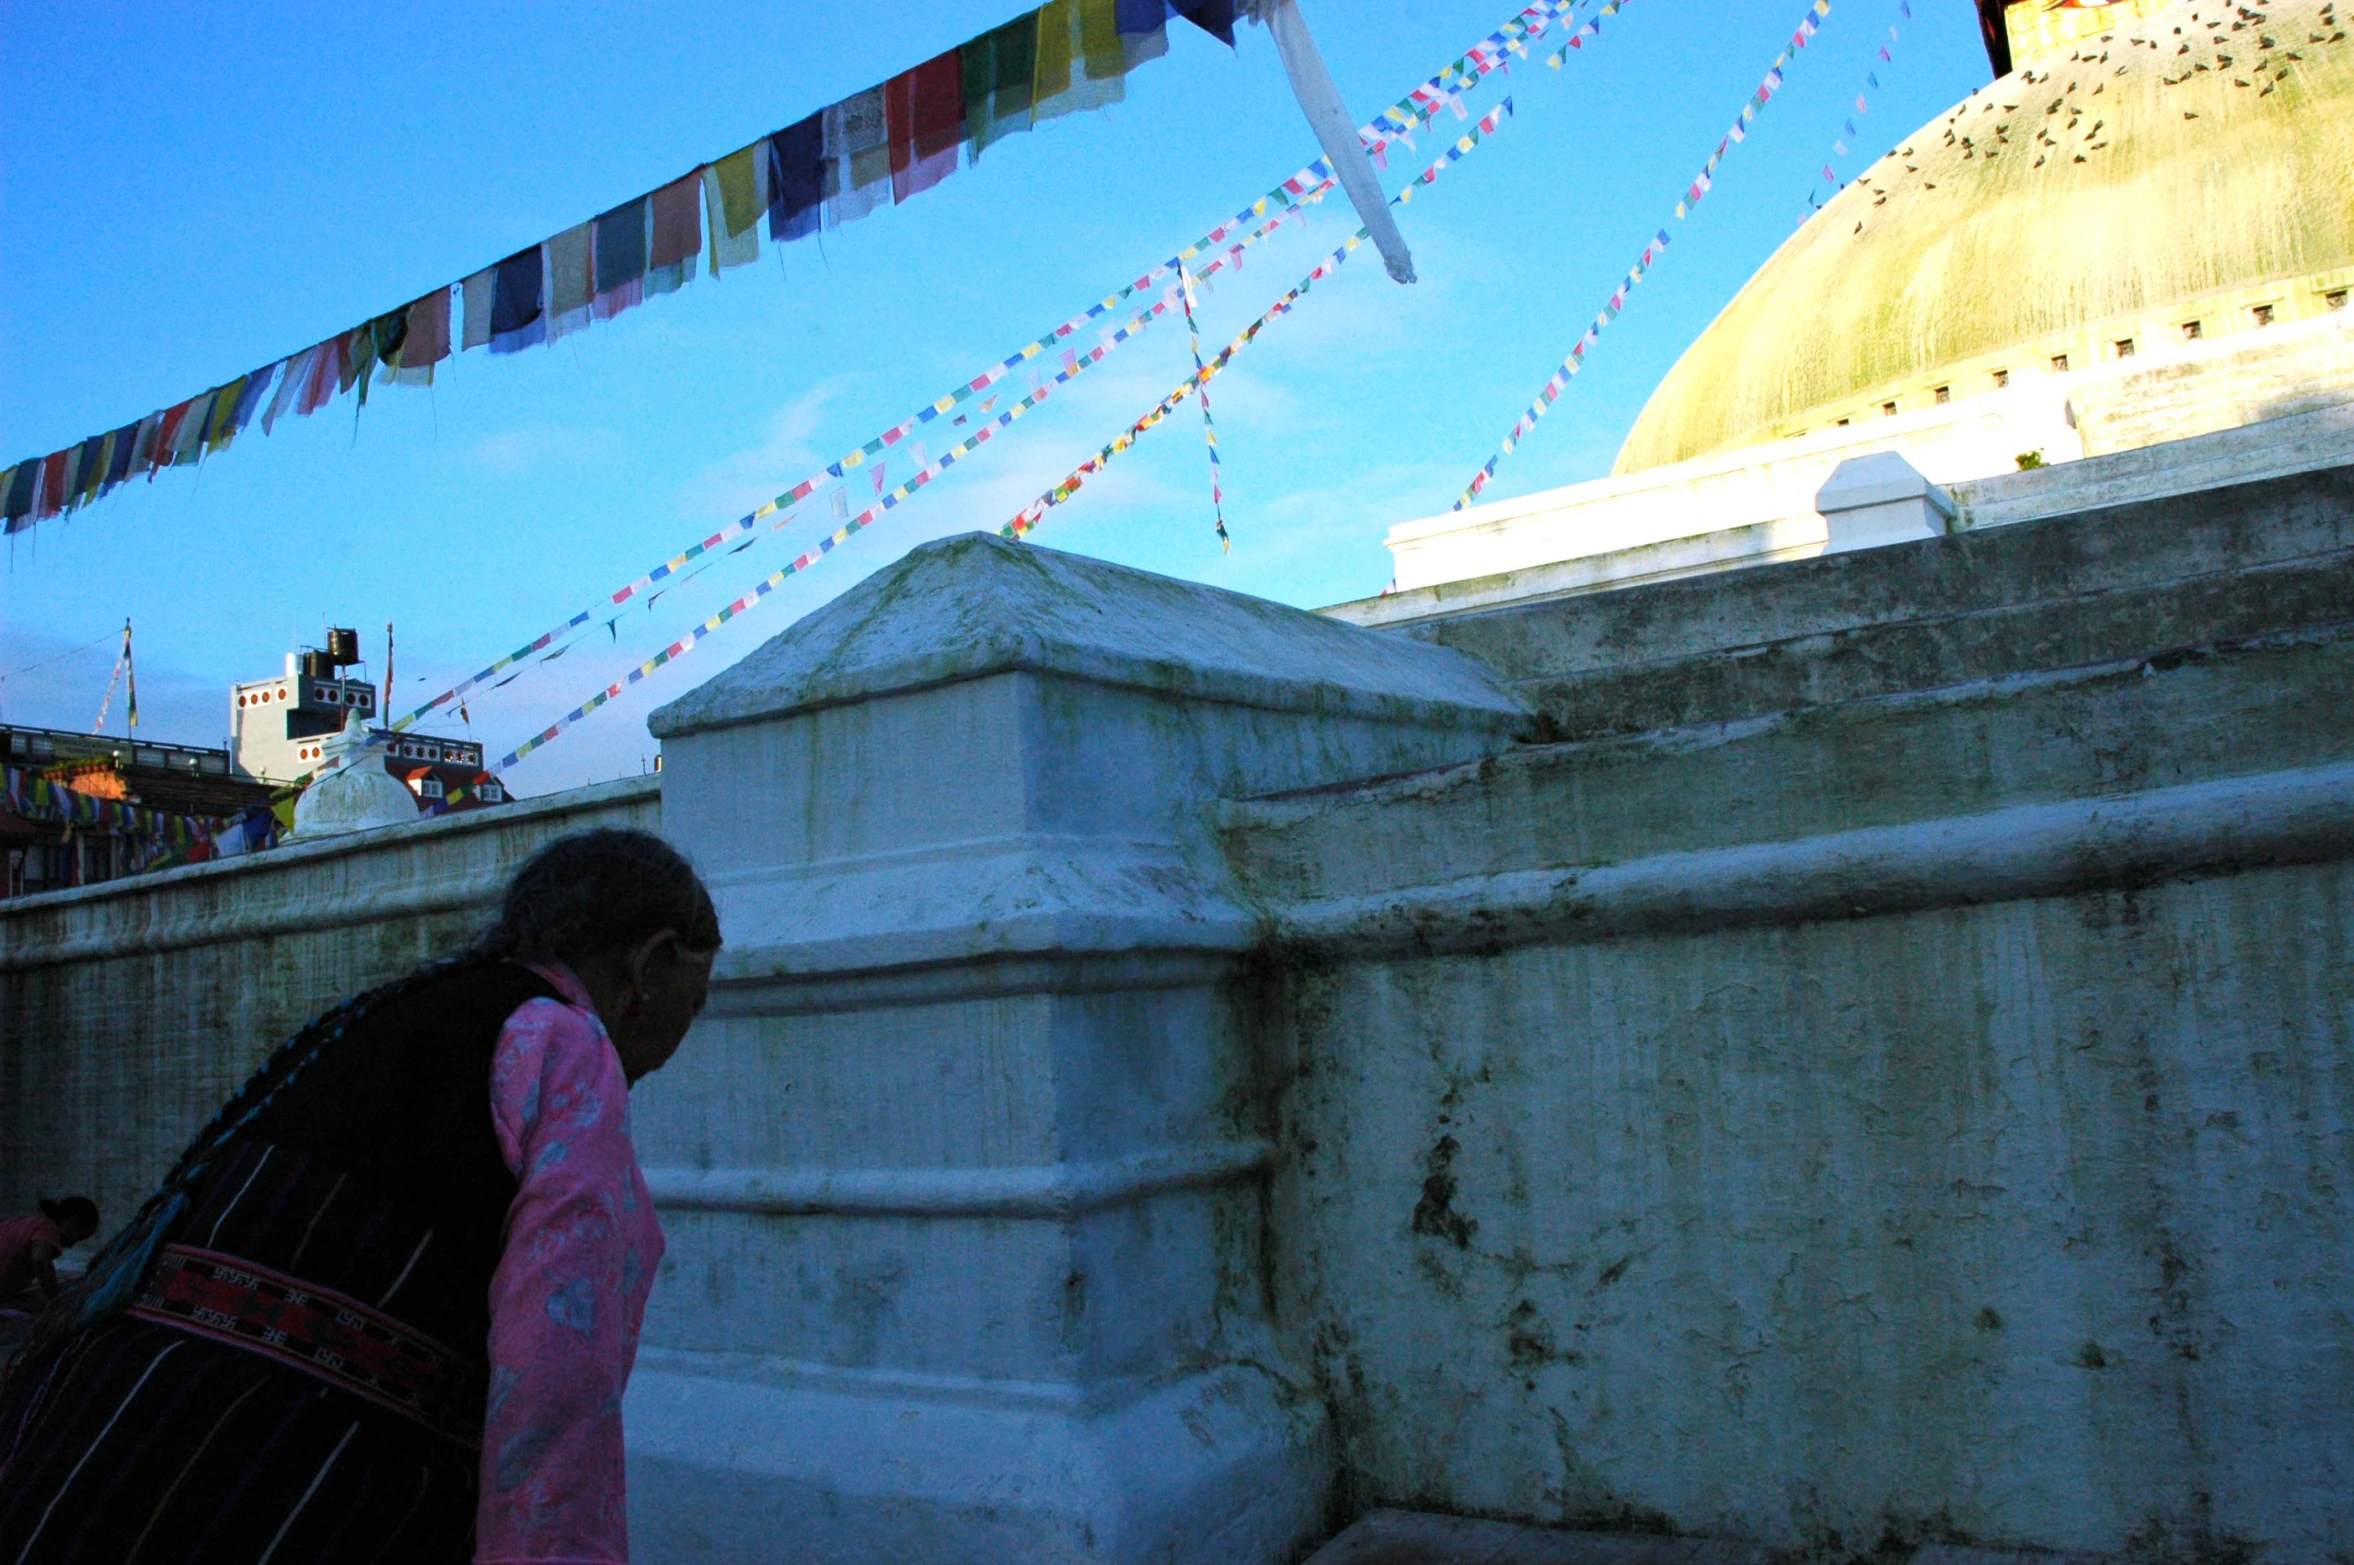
[{"xmin": 0, "ymin": 828, "xmax": 720, "ymax": 1564}]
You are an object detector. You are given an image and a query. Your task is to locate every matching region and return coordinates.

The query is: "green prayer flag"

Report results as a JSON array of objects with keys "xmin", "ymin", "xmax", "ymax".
[{"xmin": 964, "ymin": 14, "xmax": 1038, "ymax": 158}]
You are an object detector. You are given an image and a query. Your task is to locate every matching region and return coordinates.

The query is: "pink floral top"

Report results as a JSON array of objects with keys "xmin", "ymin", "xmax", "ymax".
[{"xmin": 477, "ymin": 962, "xmax": 664, "ymax": 1565}]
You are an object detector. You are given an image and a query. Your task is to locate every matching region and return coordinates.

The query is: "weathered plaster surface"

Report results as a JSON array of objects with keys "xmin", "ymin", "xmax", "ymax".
[
  {"xmin": 1261, "ymin": 868, "xmax": 2353, "ymax": 1557},
  {"xmin": 1230, "ymin": 466, "xmax": 2354, "ymax": 1559},
  {"xmin": 620, "ymin": 533, "xmax": 1526, "ymax": 1563}
]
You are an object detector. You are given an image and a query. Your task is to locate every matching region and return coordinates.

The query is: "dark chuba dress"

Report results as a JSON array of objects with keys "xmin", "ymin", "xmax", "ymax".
[{"xmin": 0, "ymin": 959, "xmax": 557, "ymax": 1564}]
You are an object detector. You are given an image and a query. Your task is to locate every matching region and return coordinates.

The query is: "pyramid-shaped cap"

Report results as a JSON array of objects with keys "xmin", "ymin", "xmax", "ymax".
[{"xmin": 649, "ymin": 532, "xmax": 1525, "ymax": 740}]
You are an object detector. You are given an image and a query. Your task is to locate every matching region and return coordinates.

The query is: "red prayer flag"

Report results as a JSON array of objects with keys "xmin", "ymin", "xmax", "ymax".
[
  {"xmin": 296, "ymin": 343, "xmax": 341, "ymax": 418},
  {"xmin": 403, "ymin": 289, "xmax": 451, "ymax": 370},
  {"xmin": 147, "ymin": 402, "xmax": 192, "ymax": 478},
  {"xmin": 887, "ymin": 50, "xmax": 965, "ymax": 204},
  {"xmin": 36, "ymin": 449, "xmax": 68, "ymax": 517},
  {"xmin": 648, "ymin": 175, "xmax": 704, "ymax": 272}
]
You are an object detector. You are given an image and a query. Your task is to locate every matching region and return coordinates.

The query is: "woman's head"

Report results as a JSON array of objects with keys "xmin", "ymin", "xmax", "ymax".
[
  {"xmin": 39, "ymin": 1196, "xmax": 99, "ymax": 1245},
  {"xmin": 482, "ymin": 828, "xmax": 722, "ymax": 1082}
]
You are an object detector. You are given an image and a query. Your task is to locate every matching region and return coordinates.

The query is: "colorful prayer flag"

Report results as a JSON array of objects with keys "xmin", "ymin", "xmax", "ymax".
[
  {"xmin": 462, "ymin": 265, "xmax": 498, "ymax": 349},
  {"xmin": 887, "ymin": 50, "xmax": 965, "ymax": 204},
  {"xmin": 394, "ymin": 289, "xmax": 451, "ymax": 385},
  {"xmin": 488, "ymin": 245, "xmax": 546, "ymax": 353},
  {"xmin": 0, "ymin": 463, "xmax": 31, "ymax": 529},
  {"xmin": 646, "ymin": 174, "xmax": 703, "ymax": 297},
  {"xmin": 767, "ymin": 113, "xmax": 825, "ymax": 242},
  {"xmin": 592, "ymin": 196, "xmax": 649, "ymax": 321},
  {"xmin": 964, "ymin": 14, "xmax": 1039, "ymax": 157},
  {"xmin": 824, "ymin": 87, "xmax": 892, "ymax": 225},
  {"xmin": 545, "ymin": 222, "xmax": 596, "ymax": 339},
  {"xmin": 705, "ymin": 147, "xmax": 764, "ymax": 274}
]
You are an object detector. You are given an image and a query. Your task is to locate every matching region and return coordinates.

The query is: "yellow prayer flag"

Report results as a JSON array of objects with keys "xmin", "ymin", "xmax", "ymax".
[
  {"xmin": 1034, "ymin": 0, "xmax": 1077, "ymax": 118},
  {"xmin": 1080, "ymin": 0, "xmax": 1124, "ymax": 83},
  {"xmin": 704, "ymin": 150, "xmax": 763, "ymax": 276},
  {"xmin": 1035, "ymin": 0, "xmax": 1125, "ymax": 120}
]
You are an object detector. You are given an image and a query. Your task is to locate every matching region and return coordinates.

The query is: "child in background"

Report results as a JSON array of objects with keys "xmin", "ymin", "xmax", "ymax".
[{"xmin": 0, "ymin": 1198, "xmax": 98, "ymax": 1307}]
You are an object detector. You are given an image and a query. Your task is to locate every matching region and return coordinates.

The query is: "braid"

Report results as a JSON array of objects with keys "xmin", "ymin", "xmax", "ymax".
[{"xmin": 156, "ymin": 951, "xmax": 489, "ymax": 1197}]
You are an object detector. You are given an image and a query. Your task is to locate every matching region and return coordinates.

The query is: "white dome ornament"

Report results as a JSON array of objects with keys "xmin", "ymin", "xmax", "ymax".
[{"xmin": 290, "ymin": 710, "xmax": 420, "ymax": 838}]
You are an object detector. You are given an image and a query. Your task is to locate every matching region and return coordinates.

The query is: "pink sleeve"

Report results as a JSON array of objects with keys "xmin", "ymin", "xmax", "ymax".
[{"xmin": 477, "ymin": 996, "xmax": 665, "ymax": 1565}]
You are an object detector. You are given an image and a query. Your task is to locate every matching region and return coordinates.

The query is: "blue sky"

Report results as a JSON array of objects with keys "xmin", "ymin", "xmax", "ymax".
[{"xmin": 0, "ymin": 1, "xmax": 1990, "ymax": 793}]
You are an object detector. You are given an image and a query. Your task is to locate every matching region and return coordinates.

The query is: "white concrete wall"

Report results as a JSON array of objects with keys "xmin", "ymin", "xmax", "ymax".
[
  {"xmin": 1373, "ymin": 308, "xmax": 2354, "ymax": 610},
  {"xmin": 1382, "ymin": 384, "xmax": 2079, "ymax": 595},
  {"xmin": 5, "ymin": 501, "xmax": 2350, "ymax": 1562},
  {"xmin": 1333, "ymin": 403, "xmax": 2354, "ymax": 633},
  {"xmin": 623, "ymin": 533, "xmax": 1527, "ymax": 1565},
  {"xmin": 1252, "ymin": 853, "xmax": 2354, "ymax": 1556},
  {"xmin": 1229, "ymin": 561, "xmax": 2354, "ymax": 1555}
]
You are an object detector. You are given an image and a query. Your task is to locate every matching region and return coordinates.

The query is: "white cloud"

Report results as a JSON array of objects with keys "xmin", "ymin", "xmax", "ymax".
[{"xmin": 468, "ymin": 424, "xmax": 625, "ymax": 476}]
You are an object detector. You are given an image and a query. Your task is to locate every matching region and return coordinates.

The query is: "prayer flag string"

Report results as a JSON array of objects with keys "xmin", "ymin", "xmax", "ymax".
[
  {"xmin": 0, "ymin": 2, "xmax": 1235, "ymax": 537},
  {"xmin": 1540, "ymin": 0, "xmax": 1632, "ymax": 69},
  {"xmin": 1364, "ymin": 0, "xmax": 1582, "ymax": 143},
  {"xmin": 1807, "ymin": 0, "xmax": 1909, "ymax": 214},
  {"xmin": 2, "ymin": 764, "xmax": 237, "ymax": 856},
  {"xmin": 1452, "ymin": 0, "xmax": 1833, "ymax": 511},
  {"xmin": 385, "ymin": 188, "xmax": 1334, "ymax": 738},
  {"xmin": 1007, "ymin": 99, "xmax": 1519, "ymax": 542},
  {"xmin": 1177, "ymin": 267, "xmax": 1231, "ymax": 550},
  {"xmin": 389, "ymin": 0, "xmax": 1584, "ymax": 748},
  {"xmin": 3, "ymin": 0, "xmax": 1585, "ymax": 540},
  {"xmin": 503, "ymin": 91, "xmax": 1523, "ymax": 772},
  {"xmin": 491, "ymin": 206, "xmax": 1325, "ymax": 771}
]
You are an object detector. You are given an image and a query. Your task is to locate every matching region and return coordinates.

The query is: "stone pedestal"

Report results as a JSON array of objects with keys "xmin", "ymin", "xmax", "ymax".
[
  {"xmin": 1815, "ymin": 450, "xmax": 1956, "ymax": 551},
  {"xmin": 630, "ymin": 532, "xmax": 1526, "ymax": 1563}
]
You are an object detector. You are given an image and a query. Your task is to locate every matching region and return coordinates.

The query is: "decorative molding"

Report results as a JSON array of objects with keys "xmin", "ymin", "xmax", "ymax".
[
  {"xmin": 1268, "ymin": 761, "xmax": 2354, "ymax": 960},
  {"xmin": 704, "ymin": 835, "xmax": 1257, "ymax": 992},
  {"xmin": 645, "ymin": 1139, "xmax": 1274, "ymax": 1220},
  {"xmin": 706, "ymin": 947, "xmax": 1242, "ymax": 1017}
]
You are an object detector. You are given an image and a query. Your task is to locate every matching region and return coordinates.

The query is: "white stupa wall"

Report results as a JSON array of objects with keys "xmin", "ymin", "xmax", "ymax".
[{"xmin": 1383, "ymin": 306, "xmax": 2354, "ymax": 606}]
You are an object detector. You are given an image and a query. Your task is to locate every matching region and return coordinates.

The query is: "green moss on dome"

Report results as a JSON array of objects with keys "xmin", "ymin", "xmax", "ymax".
[{"xmin": 1614, "ymin": 0, "xmax": 2354, "ymax": 473}]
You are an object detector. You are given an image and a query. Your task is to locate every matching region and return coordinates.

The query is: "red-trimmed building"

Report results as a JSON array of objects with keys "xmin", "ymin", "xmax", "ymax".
[{"xmin": 229, "ymin": 635, "xmax": 511, "ymax": 817}]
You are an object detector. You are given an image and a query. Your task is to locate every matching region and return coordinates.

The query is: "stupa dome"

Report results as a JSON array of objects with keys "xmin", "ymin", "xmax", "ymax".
[
  {"xmin": 1615, "ymin": 0, "xmax": 2354, "ymax": 474},
  {"xmin": 291, "ymin": 711, "xmax": 419, "ymax": 838}
]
